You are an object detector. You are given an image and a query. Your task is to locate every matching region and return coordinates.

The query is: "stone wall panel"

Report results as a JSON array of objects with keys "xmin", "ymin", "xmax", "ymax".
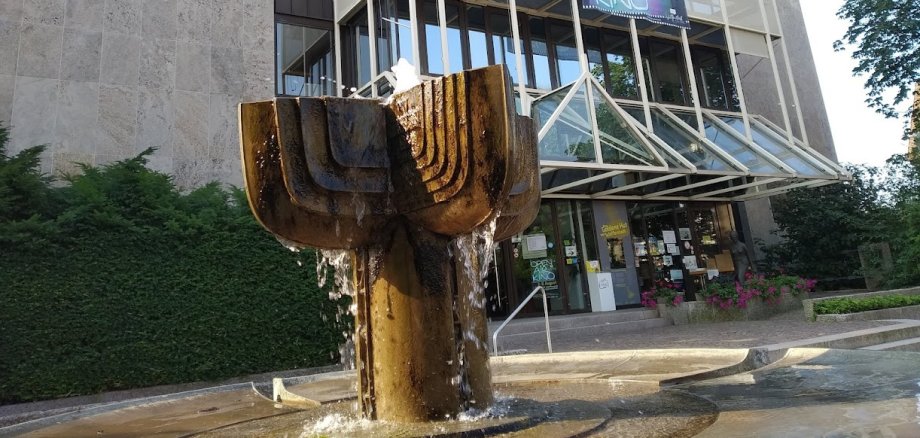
[
  {"xmin": 103, "ymin": 0, "xmax": 141, "ymax": 35},
  {"xmin": 23, "ymin": 0, "xmax": 64, "ymax": 26},
  {"xmin": 177, "ymin": 0, "xmax": 209, "ymax": 43},
  {"xmin": 100, "ymin": 33, "xmax": 140, "ymax": 86},
  {"xmin": 54, "ymin": 80, "xmax": 99, "ymax": 155},
  {"xmin": 174, "ymin": 89, "xmax": 208, "ymax": 160},
  {"xmin": 17, "ymin": 23, "xmax": 62, "ymax": 79},
  {"xmin": 0, "ymin": 0, "xmax": 24, "ymax": 22},
  {"xmin": 0, "ymin": 19, "xmax": 19, "ymax": 76},
  {"xmin": 96, "ymin": 83, "xmax": 137, "ymax": 156},
  {"xmin": 136, "ymin": 86, "xmax": 175, "ymax": 155},
  {"xmin": 60, "ymin": 28, "xmax": 102, "ymax": 82},
  {"xmin": 10, "ymin": 76, "xmax": 59, "ymax": 152},
  {"xmin": 139, "ymin": 38, "xmax": 177, "ymax": 90},
  {"xmin": 65, "ymin": 0, "xmax": 103, "ymax": 31},
  {"xmin": 1, "ymin": 0, "xmax": 274, "ymax": 187},
  {"xmin": 142, "ymin": 0, "xmax": 177, "ymax": 40},
  {"xmin": 175, "ymin": 42, "xmax": 209, "ymax": 93},
  {"xmin": 0, "ymin": 73, "xmax": 13, "ymax": 125}
]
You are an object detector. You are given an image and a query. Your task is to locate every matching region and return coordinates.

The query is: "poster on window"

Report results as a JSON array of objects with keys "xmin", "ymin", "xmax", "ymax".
[
  {"xmin": 582, "ymin": 0, "xmax": 690, "ymax": 29},
  {"xmin": 523, "ymin": 234, "xmax": 548, "ymax": 259}
]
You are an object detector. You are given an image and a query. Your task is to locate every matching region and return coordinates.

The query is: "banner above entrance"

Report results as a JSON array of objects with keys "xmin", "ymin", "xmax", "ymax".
[{"xmin": 583, "ymin": 0, "xmax": 691, "ymax": 29}]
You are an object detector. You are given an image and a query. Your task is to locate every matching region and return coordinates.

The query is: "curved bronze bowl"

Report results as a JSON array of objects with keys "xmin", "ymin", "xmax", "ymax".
[{"xmin": 240, "ymin": 65, "xmax": 539, "ymax": 249}]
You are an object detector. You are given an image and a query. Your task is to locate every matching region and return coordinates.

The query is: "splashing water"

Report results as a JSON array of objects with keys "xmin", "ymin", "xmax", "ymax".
[
  {"xmin": 316, "ymin": 249, "xmax": 357, "ymax": 370},
  {"xmin": 454, "ymin": 216, "xmax": 499, "ymax": 350},
  {"xmin": 351, "ymin": 192, "xmax": 367, "ymax": 227},
  {"xmin": 302, "ymin": 413, "xmax": 373, "ymax": 437},
  {"xmin": 457, "ymin": 395, "xmax": 513, "ymax": 422},
  {"xmin": 452, "ymin": 216, "xmax": 500, "ymax": 403},
  {"xmin": 391, "ymin": 58, "xmax": 422, "ymax": 96}
]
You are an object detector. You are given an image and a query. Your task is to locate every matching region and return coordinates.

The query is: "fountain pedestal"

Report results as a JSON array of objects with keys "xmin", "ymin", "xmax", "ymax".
[{"xmin": 239, "ymin": 65, "xmax": 539, "ymax": 422}]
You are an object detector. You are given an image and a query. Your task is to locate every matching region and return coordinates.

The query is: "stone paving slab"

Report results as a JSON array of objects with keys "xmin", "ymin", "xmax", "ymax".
[
  {"xmin": 12, "ymin": 389, "xmax": 296, "ymax": 438},
  {"xmin": 681, "ymin": 348, "xmax": 920, "ymax": 437},
  {"xmin": 513, "ymin": 309, "xmax": 897, "ymax": 354}
]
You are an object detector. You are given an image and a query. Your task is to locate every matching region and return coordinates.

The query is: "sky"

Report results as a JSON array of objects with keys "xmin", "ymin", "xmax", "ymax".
[{"xmin": 799, "ymin": 0, "xmax": 908, "ymax": 168}]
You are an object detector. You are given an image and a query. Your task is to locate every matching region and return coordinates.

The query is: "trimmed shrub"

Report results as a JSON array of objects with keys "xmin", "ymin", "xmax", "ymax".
[
  {"xmin": 814, "ymin": 295, "xmax": 920, "ymax": 315},
  {"xmin": 0, "ymin": 128, "xmax": 349, "ymax": 404}
]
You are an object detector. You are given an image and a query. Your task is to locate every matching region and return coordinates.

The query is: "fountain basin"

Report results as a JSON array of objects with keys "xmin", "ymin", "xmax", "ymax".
[{"xmin": 6, "ymin": 348, "xmax": 920, "ymax": 437}]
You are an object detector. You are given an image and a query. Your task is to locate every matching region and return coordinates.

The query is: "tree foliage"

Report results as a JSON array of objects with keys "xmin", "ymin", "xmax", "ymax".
[
  {"xmin": 766, "ymin": 164, "xmax": 888, "ymax": 281},
  {"xmin": 835, "ymin": 0, "xmax": 920, "ymax": 136},
  {"xmin": 765, "ymin": 153, "xmax": 920, "ymax": 289}
]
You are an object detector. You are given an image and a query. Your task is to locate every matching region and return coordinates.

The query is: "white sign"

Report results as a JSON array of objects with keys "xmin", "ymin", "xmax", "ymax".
[
  {"xmin": 662, "ymin": 230, "xmax": 677, "ymax": 244},
  {"xmin": 526, "ymin": 234, "xmax": 547, "ymax": 251},
  {"xmin": 565, "ymin": 245, "xmax": 578, "ymax": 257}
]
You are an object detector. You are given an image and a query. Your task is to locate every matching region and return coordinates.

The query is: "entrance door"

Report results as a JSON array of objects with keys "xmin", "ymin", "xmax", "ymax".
[{"xmin": 497, "ymin": 200, "xmax": 597, "ymax": 317}]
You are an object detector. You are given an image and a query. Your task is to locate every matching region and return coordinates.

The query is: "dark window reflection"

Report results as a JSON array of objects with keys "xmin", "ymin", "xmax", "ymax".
[
  {"xmin": 276, "ymin": 22, "xmax": 335, "ymax": 97},
  {"xmin": 490, "ymin": 10, "xmax": 521, "ymax": 85},
  {"xmin": 692, "ymin": 47, "xmax": 739, "ymax": 111},
  {"xmin": 467, "ymin": 6, "xmax": 489, "ymax": 68},
  {"xmin": 528, "ymin": 18, "xmax": 552, "ymax": 90},
  {"xmin": 600, "ymin": 29, "xmax": 638, "ymax": 99},
  {"xmin": 551, "ymin": 22, "xmax": 580, "ymax": 86},
  {"xmin": 644, "ymin": 40, "xmax": 688, "ymax": 105},
  {"xmin": 376, "ymin": 0, "xmax": 413, "ymax": 74}
]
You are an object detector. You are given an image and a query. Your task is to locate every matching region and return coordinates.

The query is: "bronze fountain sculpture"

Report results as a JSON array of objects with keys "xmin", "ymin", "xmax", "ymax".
[{"xmin": 239, "ymin": 65, "xmax": 539, "ymax": 423}]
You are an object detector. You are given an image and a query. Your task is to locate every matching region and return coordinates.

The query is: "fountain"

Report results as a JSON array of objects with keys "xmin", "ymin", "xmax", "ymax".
[
  {"xmin": 239, "ymin": 64, "xmax": 540, "ymax": 423},
  {"xmin": 6, "ymin": 65, "xmax": 919, "ymax": 438}
]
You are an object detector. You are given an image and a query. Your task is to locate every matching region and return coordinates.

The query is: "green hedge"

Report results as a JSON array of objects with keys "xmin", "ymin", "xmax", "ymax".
[
  {"xmin": 814, "ymin": 295, "xmax": 920, "ymax": 315},
  {"xmin": 0, "ymin": 131, "xmax": 349, "ymax": 404}
]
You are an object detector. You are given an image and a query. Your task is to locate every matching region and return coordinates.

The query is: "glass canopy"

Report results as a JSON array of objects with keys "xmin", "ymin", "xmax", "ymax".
[{"xmin": 533, "ymin": 73, "xmax": 847, "ymax": 201}]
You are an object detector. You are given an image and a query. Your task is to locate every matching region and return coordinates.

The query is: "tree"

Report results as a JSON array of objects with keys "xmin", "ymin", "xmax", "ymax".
[
  {"xmin": 765, "ymin": 164, "xmax": 890, "ymax": 282},
  {"xmin": 835, "ymin": 0, "xmax": 920, "ymax": 137}
]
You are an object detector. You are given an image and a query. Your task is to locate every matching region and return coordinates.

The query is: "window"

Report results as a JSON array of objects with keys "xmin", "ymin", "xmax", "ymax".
[
  {"xmin": 490, "ymin": 9, "xmax": 521, "ymax": 85},
  {"xmin": 420, "ymin": 1, "xmax": 463, "ymax": 75},
  {"xmin": 643, "ymin": 39, "xmax": 689, "ymax": 105},
  {"xmin": 342, "ymin": 11, "xmax": 371, "ymax": 92},
  {"xmin": 376, "ymin": 0, "xmax": 413, "ymax": 74},
  {"xmin": 467, "ymin": 6, "xmax": 489, "ymax": 68},
  {"xmin": 275, "ymin": 21, "xmax": 335, "ymax": 97},
  {"xmin": 550, "ymin": 22, "xmax": 580, "ymax": 86},
  {"xmin": 692, "ymin": 47, "xmax": 739, "ymax": 111},
  {"xmin": 528, "ymin": 18, "xmax": 552, "ymax": 90},
  {"xmin": 600, "ymin": 29, "xmax": 638, "ymax": 99}
]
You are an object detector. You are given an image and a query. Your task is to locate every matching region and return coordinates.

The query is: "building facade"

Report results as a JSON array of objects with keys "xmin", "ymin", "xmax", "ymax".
[{"xmin": 0, "ymin": 0, "xmax": 845, "ymax": 317}]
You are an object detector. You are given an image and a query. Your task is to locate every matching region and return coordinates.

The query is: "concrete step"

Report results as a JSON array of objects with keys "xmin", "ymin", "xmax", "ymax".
[
  {"xmin": 488, "ymin": 308, "xmax": 659, "ymax": 337},
  {"xmin": 860, "ymin": 337, "xmax": 920, "ymax": 353},
  {"xmin": 491, "ymin": 315, "xmax": 670, "ymax": 355},
  {"xmin": 759, "ymin": 319, "xmax": 920, "ymax": 351}
]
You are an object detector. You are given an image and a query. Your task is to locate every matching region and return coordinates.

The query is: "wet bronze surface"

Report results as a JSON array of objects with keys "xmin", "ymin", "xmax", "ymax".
[{"xmin": 239, "ymin": 65, "xmax": 539, "ymax": 422}]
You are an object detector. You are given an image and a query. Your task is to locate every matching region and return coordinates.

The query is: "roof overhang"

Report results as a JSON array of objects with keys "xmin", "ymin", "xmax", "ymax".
[{"xmin": 534, "ymin": 73, "xmax": 848, "ymax": 202}]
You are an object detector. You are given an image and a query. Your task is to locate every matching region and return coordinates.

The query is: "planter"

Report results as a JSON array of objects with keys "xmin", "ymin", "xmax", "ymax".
[
  {"xmin": 660, "ymin": 294, "xmax": 807, "ymax": 325},
  {"xmin": 656, "ymin": 293, "xmax": 687, "ymax": 325},
  {"xmin": 803, "ymin": 286, "xmax": 920, "ymax": 321}
]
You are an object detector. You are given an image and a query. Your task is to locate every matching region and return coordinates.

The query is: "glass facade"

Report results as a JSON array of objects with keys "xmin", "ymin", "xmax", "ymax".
[
  {"xmin": 275, "ymin": 22, "xmax": 335, "ymax": 97},
  {"xmin": 272, "ymin": 0, "xmax": 845, "ymax": 316}
]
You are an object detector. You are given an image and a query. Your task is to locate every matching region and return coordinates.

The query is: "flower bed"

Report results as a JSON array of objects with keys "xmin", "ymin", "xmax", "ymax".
[
  {"xmin": 700, "ymin": 274, "xmax": 816, "ymax": 310},
  {"xmin": 641, "ymin": 279, "xmax": 684, "ymax": 309},
  {"xmin": 655, "ymin": 274, "xmax": 816, "ymax": 325}
]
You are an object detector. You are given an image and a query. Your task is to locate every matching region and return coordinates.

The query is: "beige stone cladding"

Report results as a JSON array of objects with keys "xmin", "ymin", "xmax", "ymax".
[{"xmin": 0, "ymin": 0, "xmax": 274, "ymax": 189}]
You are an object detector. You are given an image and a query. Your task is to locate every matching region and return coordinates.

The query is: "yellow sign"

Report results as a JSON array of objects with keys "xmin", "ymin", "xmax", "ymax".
[{"xmin": 601, "ymin": 222, "xmax": 628, "ymax": 238}]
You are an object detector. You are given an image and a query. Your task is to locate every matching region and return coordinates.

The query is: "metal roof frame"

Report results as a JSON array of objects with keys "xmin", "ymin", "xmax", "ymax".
[{"xmin": 535, "ymin": 82, "xmax": 845, "ymax": 201}]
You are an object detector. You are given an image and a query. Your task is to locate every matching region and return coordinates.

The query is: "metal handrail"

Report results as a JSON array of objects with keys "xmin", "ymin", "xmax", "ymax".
[{"xmin": 491, "ymin": 286, "xmax": 553, "ymax": 355}]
